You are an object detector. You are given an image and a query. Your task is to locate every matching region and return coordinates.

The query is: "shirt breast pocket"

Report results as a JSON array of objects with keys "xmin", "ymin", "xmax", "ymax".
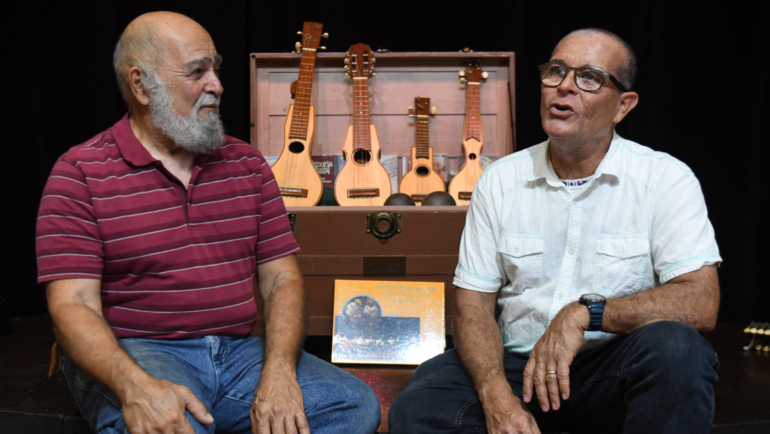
[
  {"xmin": 498, "ymin": 235, "xmax": 544, "ymax": 295},
  {"xmin": 592, "ymin": 235, "xmax": 651, "ymax": 297}
]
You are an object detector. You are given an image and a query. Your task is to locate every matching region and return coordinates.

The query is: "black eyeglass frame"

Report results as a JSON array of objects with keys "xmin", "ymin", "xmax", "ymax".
[{"xmin": 537, "ymin": 62, "xmax": 629, "ymax": 93}]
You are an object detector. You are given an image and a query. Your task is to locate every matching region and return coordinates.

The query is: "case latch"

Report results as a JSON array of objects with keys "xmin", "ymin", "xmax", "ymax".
[{"xmin": 366, "ymin": 212, "xmax": 401, "ymax": 239}]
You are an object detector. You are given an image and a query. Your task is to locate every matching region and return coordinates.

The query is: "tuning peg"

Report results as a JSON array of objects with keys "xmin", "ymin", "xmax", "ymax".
[
  {"xmin": 371, "ymin": 58, "xmax": 376, "ymax": 63},
  {"xmin": 460, "ymin": 78, "xmax": 467, "ymax": 84},
  {"xmin": 297, "ymin": 31, "xmax": 303, "ymax": 35},
  {"xmin": 322, "ymin": 32, "xmax": 329, "ymax": 39},
  {"xmin": 295, "ymin": 42, "xmax": 302, "ymax": 51},
  {"xmin": 459, "ymin": 70, "xmax": 466, "ymax": 77},
  {"xmin": 344, "ymin": 58, "xmax": 350, "ymax": 64},
  {"xmin": 371, "ymin": 72, "xmax": 376, "ymax": 77},
  {"xmin": 319, "ymin": 46, "xmax": 326, "ymax": 51},
  {"xmin": 482, "ymin": 72, "xmax": 489, "ymax": 80},
  {"xmin": 430, "ymin": 107, "xmax": 437, "ymax": 115},
  {"xmin": 345, "ymin": 72, "xmax": 351, "ymax": 79}
]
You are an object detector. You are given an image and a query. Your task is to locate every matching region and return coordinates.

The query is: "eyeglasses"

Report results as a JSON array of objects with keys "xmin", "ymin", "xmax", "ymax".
[{"xmin": 538, "ymin": 62, "xmax": 628, "ymax": 93}]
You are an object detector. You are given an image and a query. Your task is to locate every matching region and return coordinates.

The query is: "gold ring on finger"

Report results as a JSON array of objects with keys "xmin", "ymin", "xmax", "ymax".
[{"xmin": 546, "ymin": 370, "xmax": 557, "ymax": 375}]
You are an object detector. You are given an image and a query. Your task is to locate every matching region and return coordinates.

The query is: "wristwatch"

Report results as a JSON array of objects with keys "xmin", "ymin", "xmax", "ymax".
[{"xmin": 578, "ymin": 293, "xmax": 606, "ymax": 331}]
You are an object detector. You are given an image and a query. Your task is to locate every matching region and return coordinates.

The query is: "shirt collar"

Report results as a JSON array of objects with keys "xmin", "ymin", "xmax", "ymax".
[
  {"xmin": 529, "ymin": 131, "xmax": 623, "ymax": 186},
  {"xmin": 113, "ymin": 114, "xmax": 158, "ymax": 167}
]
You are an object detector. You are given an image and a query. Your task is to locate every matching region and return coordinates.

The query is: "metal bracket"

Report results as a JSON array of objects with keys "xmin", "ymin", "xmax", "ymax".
[{"xmin": 366, "ymin": 212, "xmax": 401, "ymax": 239}]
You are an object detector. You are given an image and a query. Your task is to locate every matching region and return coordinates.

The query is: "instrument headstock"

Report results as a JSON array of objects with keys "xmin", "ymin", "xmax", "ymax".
[
  {"xmin": 295, "ymin": 22, "xmax": 327, "ymax": 53},
  {"xmin": 459, "ymin": 60, "xmax": 488, "ymax": 84},
  {"xmin": 345, "ymin": 43, "xmax": 375, "ymax": 80},
  {"xmin": 408, "ymin": 97, "xmax": 437, "ymax": 117}
]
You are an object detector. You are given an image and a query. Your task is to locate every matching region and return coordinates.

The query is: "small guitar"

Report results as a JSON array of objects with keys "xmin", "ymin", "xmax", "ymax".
[
  {"xmin": 399, "ymin": 97, "xmax": 445, "ymax": 205},
  {"xmin": 448, "ymin": 61, "xmax": 488, "ymax": 205},
  {"xmin": 334, "ymin": 44, "xmax": 391, "ymax": 206},
  {"xmin": 271, "ymin": 22, "xmax": 328, "ymax": 206}
]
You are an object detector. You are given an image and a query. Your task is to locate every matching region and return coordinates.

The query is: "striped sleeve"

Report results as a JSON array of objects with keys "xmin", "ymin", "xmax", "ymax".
[
  {"xmin": 255, "ymin": 155, "xmax": 300, "ymax": 264},
  {"xmin": 36, "ymin": 160, "xmax": 104, "ymax": 282}
]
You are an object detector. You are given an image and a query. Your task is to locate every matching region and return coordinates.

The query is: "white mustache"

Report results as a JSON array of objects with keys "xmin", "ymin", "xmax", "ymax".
[{"xmin": 195, "ymin": 93, "xmax": 220, "ymax": 110}]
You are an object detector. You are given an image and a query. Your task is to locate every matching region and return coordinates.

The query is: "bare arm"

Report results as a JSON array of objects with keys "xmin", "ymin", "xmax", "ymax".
[
  {"xmin": 46, "ymin": 279, "xmax": 212, "ymax": 434},
  {"xmin": 251, "ymin": 254, "xmax": 310, "ymax": 434},
  {"xmin": 455, "ymin": 288, "xmax": 540, "ymax": 434},
  {"xmin": 603, "ymin": 265, "xmax": 719, "ymax": 333}
]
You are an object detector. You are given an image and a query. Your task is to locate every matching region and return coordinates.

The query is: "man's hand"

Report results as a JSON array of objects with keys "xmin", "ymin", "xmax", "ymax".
[
  {"xmin": 522, "ymin": 302, "xmax": 588, "ymax": 412},
  {"xmin": 121, "ymin": 376, "xmax": 213, "ymax": 434},
  {"xmin": 480, "ymin": 385, "xmax": 541, "ymax": 434},
  {"xmin": 250, "ymin": 366, "xmax": 309, "ymax": 434}
]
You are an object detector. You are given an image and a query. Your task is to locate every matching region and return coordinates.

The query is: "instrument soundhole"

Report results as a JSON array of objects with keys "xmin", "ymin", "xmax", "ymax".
[
  {"xmin": 352, "ymin": 149, "xmax": 372, "ymax": 165},
  {"xmin": 415, "ymin": 166, "xmax": 430, "ymax": 177},
  {"xmin": 468, "ymin": 153, "xmax": 477, "ymax": 160},
  {"xmin": 289, "ymin": 141, "xmax": 305, "ymax": 154}
]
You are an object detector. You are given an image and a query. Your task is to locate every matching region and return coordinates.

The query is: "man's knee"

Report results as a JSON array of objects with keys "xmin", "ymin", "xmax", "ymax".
[{"xmin": 629, "ymin": 321, "xmax": 719, "ymax": 386}]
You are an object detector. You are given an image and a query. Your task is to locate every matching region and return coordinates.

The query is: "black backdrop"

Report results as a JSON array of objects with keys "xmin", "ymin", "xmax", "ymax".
[{"xmin": 8, "ymin": 0, "xmax": 768, "ymax": 324}]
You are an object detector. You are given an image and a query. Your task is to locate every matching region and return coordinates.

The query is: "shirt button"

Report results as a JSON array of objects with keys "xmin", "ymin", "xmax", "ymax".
[
  {"xmin": 568, "ymin": 248, "xmax": 575, "ymax": 254},
  {"xmin": 558, "ymin": 293, "xmax": 563, "ymax": 299},
  {"xmin": 514, "ymin": 246, "xmax": 519, "ymax": 252}
]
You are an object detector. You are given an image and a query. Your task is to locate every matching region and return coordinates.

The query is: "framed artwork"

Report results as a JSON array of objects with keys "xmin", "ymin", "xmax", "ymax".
[{"xmin": 331, "ymin": 279, "xmax": 445, "ymax": 365}]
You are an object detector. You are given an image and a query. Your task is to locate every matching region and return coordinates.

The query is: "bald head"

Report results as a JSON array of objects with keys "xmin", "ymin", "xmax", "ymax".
[
  {"xmin": 554, "ymin": 28, "xmax": 637, "ymax": 90},
  {"xmin": 113, "ymin": 12, "xmax": 211, "ymax": 102}
]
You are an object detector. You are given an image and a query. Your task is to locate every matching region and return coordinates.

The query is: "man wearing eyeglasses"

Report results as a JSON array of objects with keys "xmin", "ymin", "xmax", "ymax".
[{"xmin": 389, "ymin": 28, "xmax": 721, "ymax": 434}]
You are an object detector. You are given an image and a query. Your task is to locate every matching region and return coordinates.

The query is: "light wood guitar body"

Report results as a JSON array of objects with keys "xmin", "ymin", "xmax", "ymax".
[
  {"xmin": 271, "ymin": 104, "xmax": 323, "ymax": 206},
  {"xmin": 399, "ymin": 147, "xmax": 446, "ymax": 205},
  {"xmin": 448, "ymin": 138, "xmax": 483, "ymax": 206},
  {"xmin": 334, "ymin": 124, "xmax": 391, "ymax": 206}
]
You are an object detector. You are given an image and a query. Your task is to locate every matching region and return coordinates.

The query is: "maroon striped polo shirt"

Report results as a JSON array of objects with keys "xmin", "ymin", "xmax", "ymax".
[{"xmin": 36, "ymin": 115, "xmax": 299, "ymax": 339}]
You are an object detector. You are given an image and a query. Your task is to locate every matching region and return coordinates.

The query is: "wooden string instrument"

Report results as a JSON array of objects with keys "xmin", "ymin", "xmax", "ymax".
[
  {"xmin": 270, "ymin": 22, "xmax": 328, "ymax": 206},
  {"xmin": 334, "ymin": 43, "xmax": 391, "ymax": 206},
  {"xmin": 448, "ymin": 60, "xmax": 488, "ymax": 205},
  {"xmin": 398, "ymin": 97, "xmax": 444, "ymax": 205}
]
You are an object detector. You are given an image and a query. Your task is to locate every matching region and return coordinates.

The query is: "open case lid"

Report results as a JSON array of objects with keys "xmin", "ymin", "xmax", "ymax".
[{"xmin": 249, "ymin": 52, "xmax": 517, "ymax": 158}]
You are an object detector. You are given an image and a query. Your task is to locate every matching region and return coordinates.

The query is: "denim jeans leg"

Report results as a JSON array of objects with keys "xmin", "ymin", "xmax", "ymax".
[
  {"xmin": 555, "ymin": 321, "xmax": 720, "ymax": 434},
  {"xmin": 61, "ymin": 337, "xmax": 218, "ymax": 434},
  {"xmin": 389, "ymin": 349, "xmax": 489, "ymax": 434},
  {"xmin": 212, "ymin": 336, "xmax": 381, "ymax": 434}
]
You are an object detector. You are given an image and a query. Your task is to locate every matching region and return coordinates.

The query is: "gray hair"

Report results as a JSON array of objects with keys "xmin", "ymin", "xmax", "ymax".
[
  {"xmin": 112, "ymin": 24, "xmax": 166, "ymax": 103},
  {"xmin": 557, "ymin": 28, "xmax": 637, "ymax": 90}
]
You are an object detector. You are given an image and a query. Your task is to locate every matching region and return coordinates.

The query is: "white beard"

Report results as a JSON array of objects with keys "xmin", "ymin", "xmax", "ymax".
[{"xmin": 144, "ymin": 71, "xmax": 225, "ymax": 155}]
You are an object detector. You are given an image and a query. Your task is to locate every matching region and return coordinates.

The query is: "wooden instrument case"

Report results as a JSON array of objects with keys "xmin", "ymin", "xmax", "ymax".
[{"xmin": 249, "ymin": 52, "xmax": 516, "ymax": 335}]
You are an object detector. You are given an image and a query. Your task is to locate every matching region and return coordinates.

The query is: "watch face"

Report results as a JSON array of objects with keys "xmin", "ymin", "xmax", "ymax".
[{"xmin": 581, "ymin": 293, "xmax": 606, "ymax": 304}]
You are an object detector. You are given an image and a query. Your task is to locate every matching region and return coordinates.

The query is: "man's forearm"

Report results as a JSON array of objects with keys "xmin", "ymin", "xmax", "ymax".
[
  {"xmin": 455, "ymin": 290, "xmax": 514, "ymax": 404},
  {"xmin": 602, "ymin": 265, "xmax": 719, "ymax": 335},
  {"xmin": 49, "ymin": 300, "xmax": 151, "ymax": 400},
  {"xmin": 262, "ymin": 275, "xmax": 306, "ymax": 373}
]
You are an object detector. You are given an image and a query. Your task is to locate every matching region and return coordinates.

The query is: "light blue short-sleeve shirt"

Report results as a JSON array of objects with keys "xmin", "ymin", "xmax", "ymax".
[{"xmin": 454, "ymin": 133, "xmax": 722, "ymax": 355}]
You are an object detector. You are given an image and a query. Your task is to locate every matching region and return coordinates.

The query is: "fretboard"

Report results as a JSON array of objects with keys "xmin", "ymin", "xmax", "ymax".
[
  {"xmin": 352, "ymin": 77, "xmax": 371, "ymax": 150},
  {"xmin": 288, "ymin": 50, "xmax": 318, "ymax": 140},
  {"xmin": 463, "ymin": 83, "xmax": 482, "ymax": 141},
  {"xmin": 415, "ymin": 114, "xmax": 430, "ymax": 159}
]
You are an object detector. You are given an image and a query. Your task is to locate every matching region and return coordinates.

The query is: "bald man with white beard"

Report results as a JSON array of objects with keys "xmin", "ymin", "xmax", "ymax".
[{"xmin": 37, "ymin": 12, "xmax": 380, "ymax": 434}]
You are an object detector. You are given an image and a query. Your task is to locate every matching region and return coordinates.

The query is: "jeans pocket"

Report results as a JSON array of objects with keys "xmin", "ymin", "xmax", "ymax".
[
  {"xmin": 592, "ymin": 235, "xmax": 651, "ymax": 297},
  {"xmin": 499, "ymin": 235, "xmax": 544, "ymax": 294}
]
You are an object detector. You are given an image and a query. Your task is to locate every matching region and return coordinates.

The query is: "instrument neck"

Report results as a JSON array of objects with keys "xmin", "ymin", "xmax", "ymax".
[
  {"xmin": 464, "ymin": 82, "xmax": 482, "ymax": 142},
  {"xmin": 414, "ymin": 114, "xmax": 430, "ymax": 159},
  {"xmin": 352, "ymin": 77, "xmax": 372, "ymax": 150},
  {"xmin": 288, "ymin": 50, "xmax": 318, "ymax": 140}
]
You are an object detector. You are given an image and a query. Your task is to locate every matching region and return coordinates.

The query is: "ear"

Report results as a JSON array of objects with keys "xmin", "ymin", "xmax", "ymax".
[
  {"xmin": 613, "ymin": 91, "xmax": 639, "ymax": 124},
  {"xmin": 128, "ymin": 66, "xmax": 151, "ymax": 108}
]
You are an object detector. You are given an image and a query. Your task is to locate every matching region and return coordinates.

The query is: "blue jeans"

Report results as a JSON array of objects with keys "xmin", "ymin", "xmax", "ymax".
[
  {"xmin": 389, "ymin": 321, "xmax": 719, "ymax": 434},
  {"xmin": 62, "ymin": 335, "xmax": 381, "ymax": 434}
]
